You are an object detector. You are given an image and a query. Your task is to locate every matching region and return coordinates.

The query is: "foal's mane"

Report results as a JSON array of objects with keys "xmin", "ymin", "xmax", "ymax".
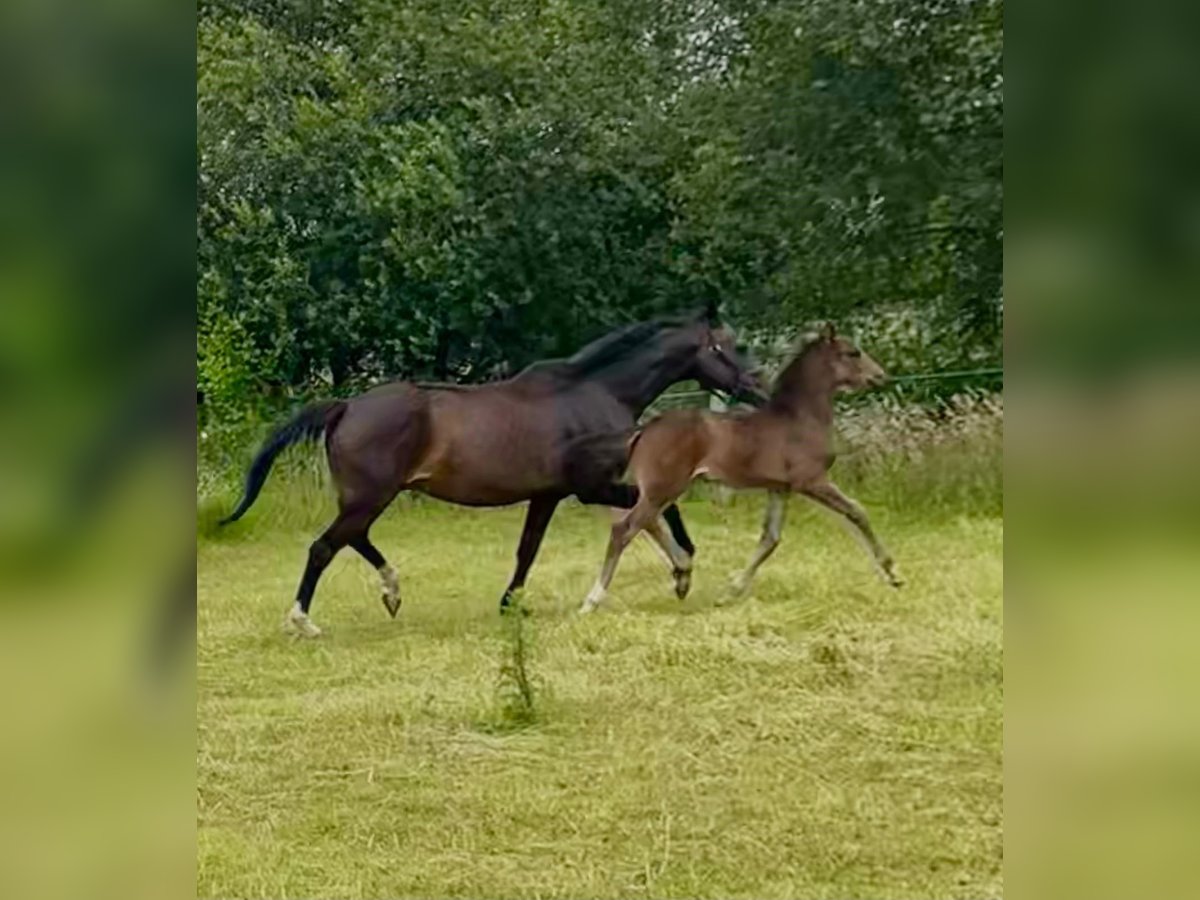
[{"xmin": 767, "ymin": 334, "xmax": 825, "ymax": 405}]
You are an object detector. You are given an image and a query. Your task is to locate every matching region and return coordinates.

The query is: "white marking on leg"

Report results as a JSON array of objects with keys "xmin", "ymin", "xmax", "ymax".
[
  {"xmin": 284, "ymin": 602, "xmax": 322, "ymax": 638},
  {"xmin": 378, "ymin": 564, "xmax": 401, "ymax": 617},
  {"xmin": 728, "ymin": 491, "xmax": 787, "ymax": 599},
  {"xmin": 580, "ymin": 580, "xmax": 607, "ymax": 614},
  {"xmin": 580, "ymin": 504, "xmax": 652, "ymax": 612}
]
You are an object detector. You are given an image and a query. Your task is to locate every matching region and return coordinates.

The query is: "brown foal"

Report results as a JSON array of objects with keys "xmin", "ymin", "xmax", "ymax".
[{"xmin": 580, "ymin": 324, "xmax": 903, "ymax": 613}]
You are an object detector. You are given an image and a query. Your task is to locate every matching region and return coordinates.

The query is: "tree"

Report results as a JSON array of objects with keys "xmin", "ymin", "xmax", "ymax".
[{"xmin": 197, "ymin": 0, "xmax": 1002, "ymax": 419}]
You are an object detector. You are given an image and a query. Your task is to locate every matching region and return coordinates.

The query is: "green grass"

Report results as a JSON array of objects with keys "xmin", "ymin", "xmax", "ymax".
[{"xmin": 198, "ymin": 492, "xmax": 1001, "ymax": 899}]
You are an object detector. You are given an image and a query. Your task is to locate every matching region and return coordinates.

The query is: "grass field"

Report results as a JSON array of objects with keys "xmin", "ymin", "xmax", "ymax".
[{"xmin": 198, "ymin": 484, "xmax": 1002, "ymax": 899}]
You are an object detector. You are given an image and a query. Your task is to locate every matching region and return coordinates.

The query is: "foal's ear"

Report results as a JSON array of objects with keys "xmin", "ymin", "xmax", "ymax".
[
  {"xmin": 703, "ymin": 297, "xmax": 720, "ymax": 325},
  {"xmin": 821, "ymin": 322, "xmax": 837, "ymax": 342}
]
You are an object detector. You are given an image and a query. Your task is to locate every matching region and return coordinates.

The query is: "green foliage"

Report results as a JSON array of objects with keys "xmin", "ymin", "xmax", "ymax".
[
  {"xmin": 198, "ymin": 272, "xmax": 263, "ymax": 425},
  {"xmin": 198, "ymin": 0, "xmax": 1002, "ymax": 420}
]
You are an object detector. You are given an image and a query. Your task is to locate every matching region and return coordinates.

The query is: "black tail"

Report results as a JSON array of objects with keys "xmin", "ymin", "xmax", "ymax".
[{"xmin": 219, "ymin": 401, "xmax": 345, "ymax": 525}]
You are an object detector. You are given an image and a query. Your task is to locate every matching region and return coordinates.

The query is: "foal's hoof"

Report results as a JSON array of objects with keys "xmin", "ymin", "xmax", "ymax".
[
  {"xmin": 381, "ymin": 592, "xmax": 402, "ymax": 618},
  {"xmin": 722, "ymin": 574, "xmax": 751, "ymax": 603},
  {"xmin": 283, "ymin": 607, "xmax": 322, "ymax": 638},
  {"xmin": 883, "ymin": 562, "xmax": 904, "ymax": 589},
  {"xmin": 673, "ymin": 568, "xmax": 692, "ymax": 600}
]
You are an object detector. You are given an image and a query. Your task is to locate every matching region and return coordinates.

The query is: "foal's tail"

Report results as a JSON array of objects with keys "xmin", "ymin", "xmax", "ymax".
[{"xmin": 219, "ymin": 400, "xmax": 347, "ymax": 525}]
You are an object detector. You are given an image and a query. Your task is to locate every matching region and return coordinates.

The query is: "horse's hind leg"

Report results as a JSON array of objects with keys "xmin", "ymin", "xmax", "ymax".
[
  {"xmin": 728, "ymin": 490, "xmax": 788, "ymax": 599},
  {"xmin": 287, "ymin": 515, "xmax": 357, "ymax": 637},
  {"xmin": 286, "ymin": 503, "xmax": 389, "ymax": 637},
  {"xmin": 349, "ymin": 531, "xmax": 401, "ymax": 618}
]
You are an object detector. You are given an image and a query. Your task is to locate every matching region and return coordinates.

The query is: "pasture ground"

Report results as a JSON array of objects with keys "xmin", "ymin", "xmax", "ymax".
[{"xmin": 198, "ymin": 494, "xmax": 1001, "ymax": 899}]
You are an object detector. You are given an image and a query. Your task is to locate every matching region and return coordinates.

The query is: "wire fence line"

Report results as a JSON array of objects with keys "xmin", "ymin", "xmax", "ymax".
[
  {"xmin": 644, "ymin": 367, "xmax": 1004, "ymax": 415},
  {"xmin": 885, "ymin": 367, "xmax": 1003, "ymax": 384}
]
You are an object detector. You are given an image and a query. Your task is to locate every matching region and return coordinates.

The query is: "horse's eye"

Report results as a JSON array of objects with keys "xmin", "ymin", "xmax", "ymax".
[{"xmin": 848, "ymin": 349, "xmax": 862, "ymax": 359}]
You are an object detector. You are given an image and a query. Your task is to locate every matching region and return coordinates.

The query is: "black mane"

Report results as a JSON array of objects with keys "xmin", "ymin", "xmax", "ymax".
[{"xmin": 519, "ymin": 317, "xmax": 693, "ymax": 381}]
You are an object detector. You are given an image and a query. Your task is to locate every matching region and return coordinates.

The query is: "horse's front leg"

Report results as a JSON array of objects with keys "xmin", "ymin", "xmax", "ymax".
[
  {"xmin": 581, "ymin": 497, "xmax": 662, "ymax": 613},
  {"xmin": 499, "ymin": 493, "xmax": 564, "ymax": 613},
  {"xmin": 801, "ymin": 479, "xmax": 902, "ymax": 587}
]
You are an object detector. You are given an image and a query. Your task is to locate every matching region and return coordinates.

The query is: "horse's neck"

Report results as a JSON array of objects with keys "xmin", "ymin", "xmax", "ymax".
[
  {"xmin": 769, "ymin": 358, "xmax": 836, "ymax": 428},
  {"xmin": 596, "ymin": 354, "xmax": 691, "ymax": 415}
]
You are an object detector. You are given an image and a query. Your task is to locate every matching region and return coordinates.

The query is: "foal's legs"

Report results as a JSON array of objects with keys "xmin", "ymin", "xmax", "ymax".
[
  {"xmin": 643, "ymin": 515, "xmax": 694, "ymax": 598},
  {"xmin": 614, "ymin": 507, "xmax": 694, "ymax": 597},
  {"xmin": 580, "ymin": 497, "xmax": 664, "ymax": 613},
  {"xmin": 801, "ymin": 479, "xmax": 902, "ymax": 587},
  {"xmin": 729, "ymin": 490, "xmax": 789, "ymax": 598},
  {"xmin": 499, "ymin": 493, "xmax": 564, "ymax": 612},
  {"xmin": 579, "ymin": 483, "xmax": 694, "ymax": 598}
]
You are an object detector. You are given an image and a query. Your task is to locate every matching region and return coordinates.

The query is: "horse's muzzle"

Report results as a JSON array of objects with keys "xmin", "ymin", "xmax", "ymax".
[{"xmin": 738, "ymin": 387, "xmax": 770, "ymax": 407}]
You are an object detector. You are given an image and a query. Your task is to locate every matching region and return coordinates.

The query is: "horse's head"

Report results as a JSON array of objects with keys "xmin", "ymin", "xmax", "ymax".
[
  {"xmin": 685, "ymin": 306, "xmax": 769, "ymax": 405},
  {"xmin": 812, "ymin": 322, "xmax": 888, "ymax": 392}
]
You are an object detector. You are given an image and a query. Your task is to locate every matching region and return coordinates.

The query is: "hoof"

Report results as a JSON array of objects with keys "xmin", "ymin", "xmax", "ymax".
[
  {"xmin": 578, "ymin": 595, "xmax": 602, "ymax": 615},
  {"xmin": 499, "ymin": 590, "xmax": 532, "ymax": 617},
  {"xmin": 284, "ymin": 607, "xmax": 322, "ymax": 638},
  {"xmin": 724, "ymin": 574, "xmax": 751, "ymax": 603},
  {"xmin": 381, "ymin": 592, "xmax": 402, "ymax": 618},
  {"xmin": 579, "ymin": 583, "xmax": 605, "ymax": 615},
  {"xmin": 883, "ymin": 562, "xmax": 904, "ymax": 589},
  {"xmin": 673, "ymin": 568, "xmax": 692, "ymax": 600}
]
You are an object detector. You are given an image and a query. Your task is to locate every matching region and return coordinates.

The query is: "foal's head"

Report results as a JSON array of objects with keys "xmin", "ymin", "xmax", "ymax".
[
  {"xmin": 772, "ymin": 323, "xmax": 887, "ymax": 409},
  {"xmin": 812, "ymin": 323, "xmax": 888, "ymax": 392}
]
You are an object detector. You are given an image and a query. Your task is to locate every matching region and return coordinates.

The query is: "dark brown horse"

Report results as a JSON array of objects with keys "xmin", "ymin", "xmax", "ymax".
[
  {"xmin": 580, "ymin": 324, "xmax": 902, "ymax": 612},
  {"xmin": 222, "ymin": 309, "xmax": 764, "ymax": 636}
]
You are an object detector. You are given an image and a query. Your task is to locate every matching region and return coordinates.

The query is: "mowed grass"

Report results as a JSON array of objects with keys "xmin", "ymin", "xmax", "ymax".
[{"xmin": 198, "ymin": 493, "xmax": 1001, "ymax": 899}]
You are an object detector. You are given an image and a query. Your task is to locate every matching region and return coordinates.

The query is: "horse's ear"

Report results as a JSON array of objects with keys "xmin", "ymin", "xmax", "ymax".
[
  {"xmin": 703, "ymin": 297, "xmax": 720, "ymax": 325},
  {"xmin": 821, "ymin": 322, "xmax": 836, "ymax": 342}
]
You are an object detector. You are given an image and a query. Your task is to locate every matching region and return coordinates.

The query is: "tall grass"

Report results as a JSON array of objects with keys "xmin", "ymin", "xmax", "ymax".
[{"xmin": 833, "ymin": 391, "xmax": 1003, "ymax": 518}]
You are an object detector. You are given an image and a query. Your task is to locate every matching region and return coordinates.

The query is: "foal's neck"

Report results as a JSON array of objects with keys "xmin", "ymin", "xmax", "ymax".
[{"xmin": 766, "ymin": 353, "xmax": 837, "ymax": 428}]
